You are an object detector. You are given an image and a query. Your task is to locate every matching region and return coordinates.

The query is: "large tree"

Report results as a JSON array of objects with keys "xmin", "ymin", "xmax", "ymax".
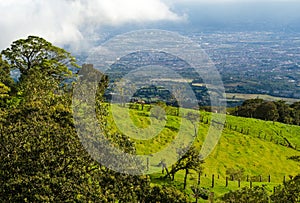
[{"xmin": 1, "ymin": 36, "xmax": 78, "ymax": 82}]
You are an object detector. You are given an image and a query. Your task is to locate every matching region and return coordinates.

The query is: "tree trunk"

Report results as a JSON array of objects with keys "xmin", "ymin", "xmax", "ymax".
[{"xmin": 184, "ymin": 168, "xmax": 189, "ymax": 189}]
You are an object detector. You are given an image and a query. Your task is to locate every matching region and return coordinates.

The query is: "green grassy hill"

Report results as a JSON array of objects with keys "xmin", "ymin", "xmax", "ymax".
[{"xmin": 107, "ymin": 104, "xmax": 300, "ymax": 201}]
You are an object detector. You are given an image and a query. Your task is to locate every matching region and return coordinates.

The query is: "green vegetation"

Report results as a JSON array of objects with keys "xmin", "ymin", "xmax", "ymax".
[
  {"xmin": 234, "ymin": 98, "xmax": 300, "ymax": 126},
  {"xmin": 1, "ymin": 36, "xmax": 299, "ymax": 202},
  {"xmin": 108, "ymin": 103, "xmax": 300, "ymax": 201},
  {"xmin": 0, "ymin": 36, "xmax": 188, "ymax": 202}
]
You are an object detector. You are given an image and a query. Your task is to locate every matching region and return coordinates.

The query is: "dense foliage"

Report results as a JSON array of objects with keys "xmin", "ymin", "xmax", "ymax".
[
  {"xmin": 0, "ymin": 36, "xmax": 188, "ymax": 202},
  {"xmin": 234, "ymin": 99, "xmax": 300, "ymax": 125},
  {"xmin": 221, "ymin": 175, "xmax": 300, "ymax": 203}
]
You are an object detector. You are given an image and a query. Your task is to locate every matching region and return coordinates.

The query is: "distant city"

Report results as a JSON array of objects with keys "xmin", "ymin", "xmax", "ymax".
[{"xmin": 74, "ymin": 31, "xmax": 300, "ymax": 107}]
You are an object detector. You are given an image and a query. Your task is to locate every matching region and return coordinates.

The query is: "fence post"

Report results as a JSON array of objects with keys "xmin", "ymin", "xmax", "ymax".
[
  {"xmin": 283, "ymin": 176, "xmax": 286, "ymax": 183},
  {"xmin": 250, "ymin": 181, "xmax": 252, "ymax": 188},
  {"xmin": 260, "ymin": 175, "xmax": 262, "ymax": 182},
  {"xmin": 268, "ymin": 175, "xmax": 271, "ymax": 183},
  {"xmin": 226, "ymin": 177, "xmax": 228, "ymax": 187},
  {"xmin": 197, "ymin": 172, "xmax": 201, "ymax": 186},
  {"xmin": 238, "ymin": 179, "xmax": 241, "ymax": 188},
  {"xmin": 212, "ymin": 174, "xmax": 215, "ymax": 188}
]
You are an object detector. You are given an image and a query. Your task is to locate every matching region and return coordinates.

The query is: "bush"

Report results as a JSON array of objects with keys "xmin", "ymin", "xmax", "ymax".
[{"xmin": 221, "ymin": 185, "xmax": 269, "ymax": 203}]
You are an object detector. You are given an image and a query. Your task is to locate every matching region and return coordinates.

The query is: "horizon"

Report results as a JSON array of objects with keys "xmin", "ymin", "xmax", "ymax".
[{"xmin": 1, "ymin": 0, "xmax": 300, "ymax": 52}]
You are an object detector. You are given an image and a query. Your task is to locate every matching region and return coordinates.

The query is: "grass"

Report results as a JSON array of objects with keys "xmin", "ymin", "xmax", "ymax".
[{"xmin": 105, "ymin": 103, "xmax": 300, "ymax": 201}]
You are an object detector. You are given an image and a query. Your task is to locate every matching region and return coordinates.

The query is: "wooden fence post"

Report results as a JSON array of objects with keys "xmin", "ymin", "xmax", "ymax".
[
  {"xmin": 212, "ymin": 174, "xmax": 215, "ymax": 188},
  {"xmin": 268, "ymin": 175, "xmax": 271, "ymax": 183},
  {"xmin": 238, "ymin": 179, "xmax": 241, "ymax": 188},
  {"xmin": 250, "ymin": 181, "xmax": 252, "ymax": 188},
  {"xmin": 260, "ymin": 175, "xmax": 262, "ymax": 182},
  {"xmin": 226, "ymin": 177, "xmax": 228, "ymax": 187}
]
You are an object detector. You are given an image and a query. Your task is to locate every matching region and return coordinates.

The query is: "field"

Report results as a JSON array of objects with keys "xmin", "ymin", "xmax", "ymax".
[
  {"xmin": 107, "ymin": 103, "xmax": 300, "ymax": 201},
  {"xmin": 226, "ymin": 93, "xmax": 300, "ymax": 104}
]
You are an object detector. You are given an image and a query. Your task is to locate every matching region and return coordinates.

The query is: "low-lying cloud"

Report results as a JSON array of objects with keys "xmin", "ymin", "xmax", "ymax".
[{"xmin": 0, "ymin": 0, "xmax": 183, "ymax": 51}]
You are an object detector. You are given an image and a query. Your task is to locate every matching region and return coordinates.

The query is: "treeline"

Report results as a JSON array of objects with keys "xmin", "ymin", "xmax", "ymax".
[{"xmin": 233, "ymin": 99, "xmax": 300, "ymax": 125}]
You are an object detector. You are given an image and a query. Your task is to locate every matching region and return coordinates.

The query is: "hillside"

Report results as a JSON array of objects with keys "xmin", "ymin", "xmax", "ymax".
[{"xmin": 108, "ymin": 104, "xmax": 300, "ymax": 200}]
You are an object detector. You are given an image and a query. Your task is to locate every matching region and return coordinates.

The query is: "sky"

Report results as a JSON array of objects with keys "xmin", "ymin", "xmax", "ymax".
[{"xmin": 0, "ymin": 0, "xmax": 300, "ymax": 51}]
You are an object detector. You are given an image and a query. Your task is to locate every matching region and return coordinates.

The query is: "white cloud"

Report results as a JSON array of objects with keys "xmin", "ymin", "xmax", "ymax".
[
  {"xmin": 166, "ymin": 0, "xmax": 298, "ymax": 2},
  {"xmin": 0, "ymin": 0, "xmax": 183, "ymax": 51}
]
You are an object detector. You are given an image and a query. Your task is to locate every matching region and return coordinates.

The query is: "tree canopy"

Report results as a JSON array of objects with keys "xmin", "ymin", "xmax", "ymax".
[
  {"xmin": 1, "ymin": 36, "xmax": 78, "ymax": 82},
  {"xmin": 234, "ymin": 99, "xmax": 300, "ymax": 125}
]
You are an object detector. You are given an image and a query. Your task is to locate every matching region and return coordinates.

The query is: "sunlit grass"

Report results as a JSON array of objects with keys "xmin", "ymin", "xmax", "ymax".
[{"xmin": 105, "ymin": 103, "xmax": 300, "ymax": 199}]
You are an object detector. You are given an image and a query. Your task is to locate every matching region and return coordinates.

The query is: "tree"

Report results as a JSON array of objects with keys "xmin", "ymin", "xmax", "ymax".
[
  {"xmin": 0, "ymin": 56, "xmax": 14, "ymax": 106},
  {"xmin": 145, "ymin": 186, "xmax": 189, "ymax": 203},
  {"xmin": 291, "ymin": 102, "xmax": 300, "ymax": 125},
  {"xmin": 221, "ymin": 185, "xmax": 269, "ymax": 203},
  {"xmin": 235, "ymin": 99, "xmax": 263, "ymax": 118},
  {"xmin": 271, "ymin": 175, "xmax": 300, "ymax": 202},
  {"xmin": 254, "ymin": 101, "xmax": 279, "ymax": 121},
  {"xmin": 0, "ymin": 55, "xmax": 14, "ymax": 89},
  {"xmin": 1, "ymin": 36, "xmax": 78, "ymax": 83},
  {"xmin": 167, "ymin": 146, "xmax": 204, "ymax": 189},
  {"xmin": 275, "ymin": 100, "xmax": 292, "ymax": 124}
]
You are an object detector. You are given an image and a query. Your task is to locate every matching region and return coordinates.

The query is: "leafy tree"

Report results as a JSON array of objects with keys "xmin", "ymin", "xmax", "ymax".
[
  {"xmin": 221, "ymin": 185, "xmax": 269, "ymax": 203},
  {"xmin": 0, "ymin": 56, "xmax": 14, "ymax": 106},
  {"xmin": 291, "ymin": 102, "xmax": 300, "ymax": 125},
  {"xmin": 254, "ymin": 101, "xmax": 279, "ymax": 121},
  {"xmin": 167, "ymin": 146, "xmax": 204, "ymax": 189},
  {"xmin": 1, "ymin": 36, "xmax": 78, "ymax": 83},
  {"xmin": 0, "ymin": 55, "xmax": 14, "ymax": 89},
  {"xmin": 145, "ymin": 185, "xmax": 189, "ymax": 203},
  {"xmin": 271, "ymin": 175, "xmax": 300, "ymax": 202},
  {"xmin": 235, "ymin": 99, "xmax": 263, "ymax": 118},
  {"xmin": 234, "ymin": 99, "xmax": 300, "ymax": 126},
  {"xmin": 275, "ymin": 100, "xmax": 293, "ymax": 124},
  {"xmin": 0, "ymin": 82, "xmax": 10, "ymax": 100}
]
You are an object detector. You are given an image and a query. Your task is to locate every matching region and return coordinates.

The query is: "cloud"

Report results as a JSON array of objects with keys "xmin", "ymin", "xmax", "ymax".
[
  {"xmin": 167, "ymin": 0, "xmax": 298, "ymax": 3},
  {"xmin": 0, "ymin": 0, "xmax": 183, "ymax": 51}
]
